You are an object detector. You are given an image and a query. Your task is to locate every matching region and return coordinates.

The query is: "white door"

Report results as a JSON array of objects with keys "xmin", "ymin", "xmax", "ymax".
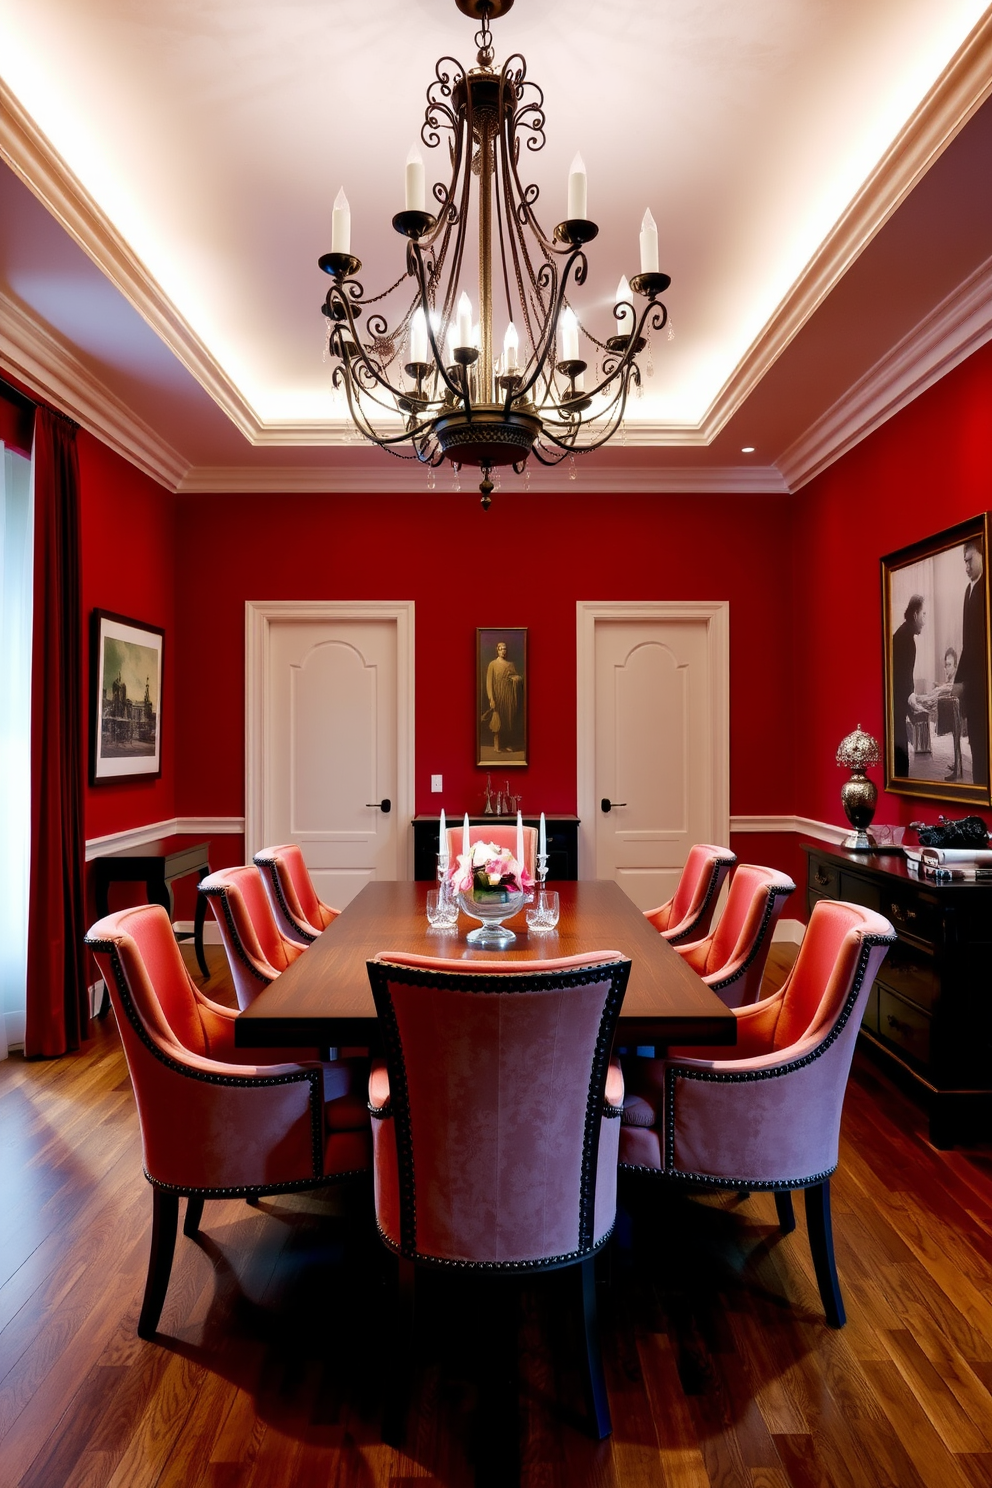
[
  {"xmin": 577, "ymin": 602, "xmax": 729, "ymax": 911},
  {"xmin": 246, "ymin": 602, "xmax": 415, "ymax": 908}
]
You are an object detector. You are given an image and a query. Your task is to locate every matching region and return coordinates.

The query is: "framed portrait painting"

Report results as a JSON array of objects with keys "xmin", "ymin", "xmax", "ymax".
[
  {"xmin": 90, "ymin": 610, "xmax": 164, "ymax": 784},
  {"xmin": 882, "ymin": 513, "xmax": 990, "ymax": 806},
  {"xmin": 477, "ymin": 627, "xmax": 527, "ymax": 767}
]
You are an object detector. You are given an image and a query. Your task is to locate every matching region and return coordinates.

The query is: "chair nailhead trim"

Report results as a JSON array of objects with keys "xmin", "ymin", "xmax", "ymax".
[
  {"xmin": 669, "ymin": 854, "xmax": 736, "ymax": 946},
  {"xmin": 373, "ymin": 1218, "xmax": 614, "ymax": 1272},
  {"xmin": 198, "ymin": 886, "xmax": 270, "ymax": 981},
  {"xmin": 253, "ymin": 854, "xmax": 318, "ymax": 944},
  {"xmin": 709, "ymin": 883, "xmax": 793, "ymax": 992}
]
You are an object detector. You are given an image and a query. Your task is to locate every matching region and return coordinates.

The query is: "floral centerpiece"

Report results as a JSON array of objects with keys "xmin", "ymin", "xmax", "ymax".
[{"xmin": 448, "ymin": 841, "xmax": 534, "ymax": 902}]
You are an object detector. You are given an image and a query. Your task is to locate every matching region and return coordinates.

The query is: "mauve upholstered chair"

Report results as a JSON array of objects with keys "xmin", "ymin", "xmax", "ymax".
[
  {"xmin": 366, "ymin": 948, "xmax": 632, "ymax": 1443},
  {"xmin": 620, "ymin": 899, "xmax": 895, "ymax": 1327},
  {"xmin": 199, "ymin": 865, "xmax": 306, "ymax": 1009},
  {"xmin": 445, "ymin": 823, "xmax": 538, "ymax": 880},
  {"xmin": 84, "ymin": 904, "xmax": 371, "ymax": 1339},
  {"xmin": 253, "ymin": 842, "xmax": 340, "ymax": 944},
  {"xmin": 643, "ymin": 843, "xmax": 737, "ymax": 944},
  {"xmin": 674, "ymin": 863, "xmax": 796, "ymax": 1007}
]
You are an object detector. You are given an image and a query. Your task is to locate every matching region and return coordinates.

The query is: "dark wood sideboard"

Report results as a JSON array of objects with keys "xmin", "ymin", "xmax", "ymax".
[
  {"xmin": 413, "ymin": 815, "xmax": 579, "ymax": 882},
  {"xmin": 803, "ymin": 839, "xmax": 992, "ymax": 1148}
]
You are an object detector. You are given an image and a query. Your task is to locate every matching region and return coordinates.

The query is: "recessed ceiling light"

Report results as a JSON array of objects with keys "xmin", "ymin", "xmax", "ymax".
[{"xmin": 741, "ymin": 446, "xmax": 755, "ymax": 453}]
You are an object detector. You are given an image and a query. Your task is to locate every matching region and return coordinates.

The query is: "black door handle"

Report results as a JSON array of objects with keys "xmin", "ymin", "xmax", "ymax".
[
  {"xmin": 601, "ymin": 798, "xmax": 627, "ymax": 813},
  {"xmin": 366, "ymin": 798, "xmax": 391, "ymax": 813}
]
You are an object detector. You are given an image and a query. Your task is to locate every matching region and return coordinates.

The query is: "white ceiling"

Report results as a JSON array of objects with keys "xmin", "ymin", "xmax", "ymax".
[{"xmin": 1, "ymin": 0, "xmax": 991, "ymax": 494}]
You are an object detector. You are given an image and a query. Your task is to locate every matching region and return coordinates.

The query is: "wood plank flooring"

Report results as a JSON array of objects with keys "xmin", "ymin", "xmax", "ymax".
[{"xmin": 3, "ymin": 944, "xmax": 992, "ymax": 1486}]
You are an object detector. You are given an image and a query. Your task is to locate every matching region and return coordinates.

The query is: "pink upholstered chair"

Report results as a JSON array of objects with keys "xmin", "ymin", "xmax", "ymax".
[
  {"xmin": 199, "ymin": 865, "xmax": 306, "ymax": 1009},
  {"xmin": 620, "ymin": 899, "xmax": 895, "ymax": 1326},
  {"xmin": 643, "ymin": 843, "xmax": 737, "ymax": 944},
  {"xmin": 84, "ymin": 904, "xmax": 371, "ymax": 1339},
  {"xmin": 445, "ymin": 823, "xmax": 538, "ymax": 880},
  {"xmin": 675, "ymin": 863, "xmax": 795, "ymax": 1007},
  {"xmin": 253, "ymin": 842, "xmax": 340, "ymax": 944},
  {"xmin": 366, "ymin": 948, "xmax": 632, "ymax": 1442}
]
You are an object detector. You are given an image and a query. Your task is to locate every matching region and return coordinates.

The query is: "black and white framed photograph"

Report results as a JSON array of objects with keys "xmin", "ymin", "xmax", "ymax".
[
  {"xmin": 476, "ymin": 627, "xmax": 527, "ymax": 767},
  {"xmin": 90, "ymin": 609, "xmax": 164, "ymax": 784},
  {"xmin": 882, "ymin": 514, "xmax": 990, "ymax": 806}
]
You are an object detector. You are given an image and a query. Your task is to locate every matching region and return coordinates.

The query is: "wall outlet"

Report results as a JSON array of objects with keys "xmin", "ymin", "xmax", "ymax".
[{"xmin": 431, "ymin": 774, "xmax": 443, "ymax": 792}]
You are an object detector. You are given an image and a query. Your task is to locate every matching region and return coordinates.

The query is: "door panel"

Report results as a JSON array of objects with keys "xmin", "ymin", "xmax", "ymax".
[
  {"xmin": 590, "ymin": 613, "xmax": 725, "ymax": 910},
  {"xmin": 266, "ymin": 619, "xmax": 399, "ymax": 908}
]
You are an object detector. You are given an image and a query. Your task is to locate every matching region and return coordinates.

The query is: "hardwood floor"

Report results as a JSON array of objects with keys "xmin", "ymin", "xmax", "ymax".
[{"xmin": 4, "ymin": 943, "xmax": 992, "ymax": 1486}]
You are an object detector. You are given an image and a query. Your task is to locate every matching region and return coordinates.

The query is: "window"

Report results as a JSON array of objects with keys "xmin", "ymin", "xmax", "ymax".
[{"xmin": 0, "ymin": 441, "xmax": 33, "ymax": 1055}]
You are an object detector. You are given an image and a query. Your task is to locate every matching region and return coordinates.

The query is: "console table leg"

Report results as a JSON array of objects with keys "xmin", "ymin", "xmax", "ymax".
[{"xmin": 193, "ymin": 870, "xmax": 210, "ymax": 978}]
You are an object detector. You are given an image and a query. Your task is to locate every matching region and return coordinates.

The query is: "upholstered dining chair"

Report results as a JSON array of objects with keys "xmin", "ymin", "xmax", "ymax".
[
  {"xmin": 84, "ymin": 904, "xmax": 371, "ymax": 1340},
  {"xmin": 199, "ymin": 865, "xmax": 306, "ymax": 1009},
  {"xmin": 674, "ymin": 863, "xmax": 796, "ymax": 1007},
  {"xmin": 445, "ymin": 823, "xmax": 539, "ymax": 880},
  {"xmin": 253, "ymin": 842, "xmax": 340, "ymax": 944},
  {"xmin": 643, "ymin": 843, "xmax": 737, "ymax": 944},
  {"xmin": 366, "ymin": 948, "xmax": 632, "ymax": 1443},
  {"xmin": 620, "ymin": 899, "xmax": 895, "ymax": 1327}
]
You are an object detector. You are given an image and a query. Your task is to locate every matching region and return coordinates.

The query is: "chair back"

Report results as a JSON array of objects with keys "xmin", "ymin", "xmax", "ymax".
[
  {"xmin": 445, "ymin": 824, "xmax": 538, "ymax": 880},
  {"xmin": 199, "ymin": 865, "xmax": 305, "ymax": 1008},
  {"xmin": 644, "ymin": 843, "xmax": 736, "ymax": 942},
  {"xmin": 253, "ymin": 842, "xmax": 338, "ymax": 942},
  {"xmin": 678, "ymin": 863, "xmax": 795, "ymax": 1005},
  {"xmin": 367, "ymin": 951, "xmax": 631, "ymax": 1268}
]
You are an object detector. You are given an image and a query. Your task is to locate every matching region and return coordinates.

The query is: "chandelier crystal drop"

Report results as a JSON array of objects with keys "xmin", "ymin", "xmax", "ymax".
[{"xmin": 318, "ymin": 0, "xmax": 671, "ymax": 508}]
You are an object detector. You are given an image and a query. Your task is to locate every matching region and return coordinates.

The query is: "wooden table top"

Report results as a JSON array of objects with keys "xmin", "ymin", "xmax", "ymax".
[{"xmin": 235, "ymin": 880, "xmax": 737, "ymax": 1053}]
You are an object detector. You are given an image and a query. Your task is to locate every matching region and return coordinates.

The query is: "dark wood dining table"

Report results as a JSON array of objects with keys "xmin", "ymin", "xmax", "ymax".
[{"xmin": 234, "ymin": 879, "xmax": 737, "ymax": 1055}]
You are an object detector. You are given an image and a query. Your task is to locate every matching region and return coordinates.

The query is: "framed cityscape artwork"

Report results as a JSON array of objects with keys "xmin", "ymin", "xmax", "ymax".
[
  {"xmin": 90, "ymin": 609, "xmax": 164, "ymax": 784},
  {"xmin": 881, "ymin": 513, "xmax": 990, "ymax": 806},
  {"xmin": 476, "ymin": 627, "xmax": 527, "ymax": 767}
]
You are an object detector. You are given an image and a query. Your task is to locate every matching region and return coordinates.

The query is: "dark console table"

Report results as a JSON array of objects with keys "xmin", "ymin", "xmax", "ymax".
[
  {"xmin": 92, "ymin": 835, "xmax": 211, "ymax": 978},
  {"xmin": 413, "ymin": 815, "xmax": 579, "ymax": 882},
  {"xmin": 803, "ymin": 838, "xmax": 992, "ymax": 1147}
]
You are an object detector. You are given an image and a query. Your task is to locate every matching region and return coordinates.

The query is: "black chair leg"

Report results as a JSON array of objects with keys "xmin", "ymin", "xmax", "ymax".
[
  {"xmin": 774, "ymin": 1189, "xmax": 796, "ymax": 1234},
  {"xmin": 138, "ymin": 1188, "xmax": 179, "ymax": 1339},
  {"xmin": 804, "ymin": 1180, "xmax": 845, "ymax": 1328},
  {"xmin": 183, "ymin": 1195, "xmax": 205, "ymax": 1237},
  {"xmin": 580, "ymin": 1256, "xmax": 612, "ymax": 1440},
  {"xmin": 383, "ymin": 1255, "xmax": 415, "ymax": 1448}
]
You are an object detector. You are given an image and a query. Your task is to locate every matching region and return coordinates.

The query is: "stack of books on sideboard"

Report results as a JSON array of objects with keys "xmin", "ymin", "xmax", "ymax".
[{"xmin": 905, "ymin": 847, "xmax": 992, "ymax": 881}]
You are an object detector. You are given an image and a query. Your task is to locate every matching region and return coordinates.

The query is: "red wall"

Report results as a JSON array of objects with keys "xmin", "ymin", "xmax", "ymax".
[
  {"xmin": 173, "ymin": 489, "xmax": 797, "ymax": 822},
  {"xmin": 79, "ymin": 431, "xmax": 178, "ymax": 840},
  {"xmin": 792, "ymin": 338, "xmax": 992, "ymax": 837}
]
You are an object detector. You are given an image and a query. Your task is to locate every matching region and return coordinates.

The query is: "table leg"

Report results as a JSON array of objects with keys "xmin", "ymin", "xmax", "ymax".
[{"xmin": 193, "ymin": 869, "xmax": 211, "ymax": 978}]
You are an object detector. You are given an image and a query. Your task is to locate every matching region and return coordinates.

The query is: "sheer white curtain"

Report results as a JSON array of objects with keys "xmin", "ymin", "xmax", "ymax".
[{"xmin": 0, "ymin": 442, "xmax": 33, "ymax": 1056}]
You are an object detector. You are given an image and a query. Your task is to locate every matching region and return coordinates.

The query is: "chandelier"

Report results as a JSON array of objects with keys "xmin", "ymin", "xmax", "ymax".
[{"xmin": 319, "ymin": 0, "xmax": 670, "ymax": 508}]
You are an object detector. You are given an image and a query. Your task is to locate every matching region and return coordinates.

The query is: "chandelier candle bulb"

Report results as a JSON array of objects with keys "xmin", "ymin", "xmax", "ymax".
[
  {"xmin": 503, "ymin": 321, "xmax": 519, "ymax": 372},
  {"xmin": 567, "ymin": 152, "xmax": 587, "ymax": 220},
  {"xmin": 615, "ymin": 275, "xmax": 633, "ymax": 337},
  {"xmin": 331, "ymin": 188, "xmax": 351, "ymax": 255},
  {"xmin": 639, "ymin": 208, "xmax": 659, "ymax": 274},
  {"xmin": 405, "ymin": 146, "xmax": 426, "ymax": 213},
  {"xmin": 410, "ymin": 307, "xmax": 429, "ymax": 365},
  {"xmin": 457, "ymin": 292, "xmax": 473, "ymax": 349},
  {"xmin": 560, "ymin": 306, "xmax": 579, "ymax": 363}
]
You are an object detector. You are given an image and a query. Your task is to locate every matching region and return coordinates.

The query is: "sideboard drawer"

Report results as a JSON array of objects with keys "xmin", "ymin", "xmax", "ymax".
[
  {"xmin": 878, "ymin": 942, "xmax": 937, "ymax": 1013},
  {"xmin": 877, "ymin": 987, "xmax": 931, "ymax": 1068},
  {"xmin": 808, "ymin": 858, "xmax": 839, "ymax": 896},
  {"xmin": 883, "ymin": 891, "xmax": 940, "ymax": 947},
  {"xmin": 838, "ymin": 872, "xmax": 882, "ymax": 913}
]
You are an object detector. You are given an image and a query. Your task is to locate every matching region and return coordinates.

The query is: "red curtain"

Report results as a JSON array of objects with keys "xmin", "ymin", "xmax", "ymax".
[{"xmin": 25, "ymin": 409, "xmax": 88, "ymax": 1058}]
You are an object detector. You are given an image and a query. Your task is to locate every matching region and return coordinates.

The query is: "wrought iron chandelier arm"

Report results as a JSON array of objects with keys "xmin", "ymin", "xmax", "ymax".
[
  {"xmin": 503, "ymin": 247, "xmax": 590, "ymax": 406},
  {"xmin": 405, "ymin": 240, "xmax": 466, "ymax": 403}
]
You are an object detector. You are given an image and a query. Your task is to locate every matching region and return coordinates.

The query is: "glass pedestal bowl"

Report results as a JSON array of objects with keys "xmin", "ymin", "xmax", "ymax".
[{"xmin": 457, "ymin": 889, "xmax": 526, "ymax": 947}]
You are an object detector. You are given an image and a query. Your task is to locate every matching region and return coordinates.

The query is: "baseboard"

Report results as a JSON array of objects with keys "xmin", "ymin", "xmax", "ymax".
[
  {"xmin": 173, "ymin": 920, "xmax": 222, "ymax": 944},
  {"xmin": 773, "ymin": 917, "xmax": 806, "ymax": 946}
]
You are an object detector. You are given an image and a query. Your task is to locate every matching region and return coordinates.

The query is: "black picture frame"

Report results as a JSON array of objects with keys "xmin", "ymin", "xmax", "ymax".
[
  {"xmin": 476, "ymin": 626, "xmax": 527, "ymax": 767},
  {"xmin": 882, "ymin": 514, "xmax": 990, "ymax": 806},
  {"xmin": 90, "ymin": 609, "xmax": 164, "ymax": 785}
]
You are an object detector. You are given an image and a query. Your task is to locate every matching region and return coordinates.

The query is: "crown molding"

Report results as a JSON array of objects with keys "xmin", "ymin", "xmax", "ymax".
[
  {"xmin": 776, "ymin": 253, "xmax": 992, "ymax": 490},
  {"xmin": 0, "ymin": 289, "xmax": 188, "ymax": 490},
  {"xmin": 696, "ymin": 10, "xmax": 992, "ymax": 444},
  {"xmin": 0, "ymin": 78, "xmax": 262, "ymax": 443},
  {"xmin": 179, "ymin": 462, "xmax": 790, "ymax": 496}
]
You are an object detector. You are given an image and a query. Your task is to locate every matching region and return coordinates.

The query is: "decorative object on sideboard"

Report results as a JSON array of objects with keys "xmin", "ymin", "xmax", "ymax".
[
  {"xmin": 836, "ymin": 724, "xmax": 880, "ymax": 850},
  {"xmin": 909, "ymin": 815, "xmax": 990, "ymax": 849}
]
